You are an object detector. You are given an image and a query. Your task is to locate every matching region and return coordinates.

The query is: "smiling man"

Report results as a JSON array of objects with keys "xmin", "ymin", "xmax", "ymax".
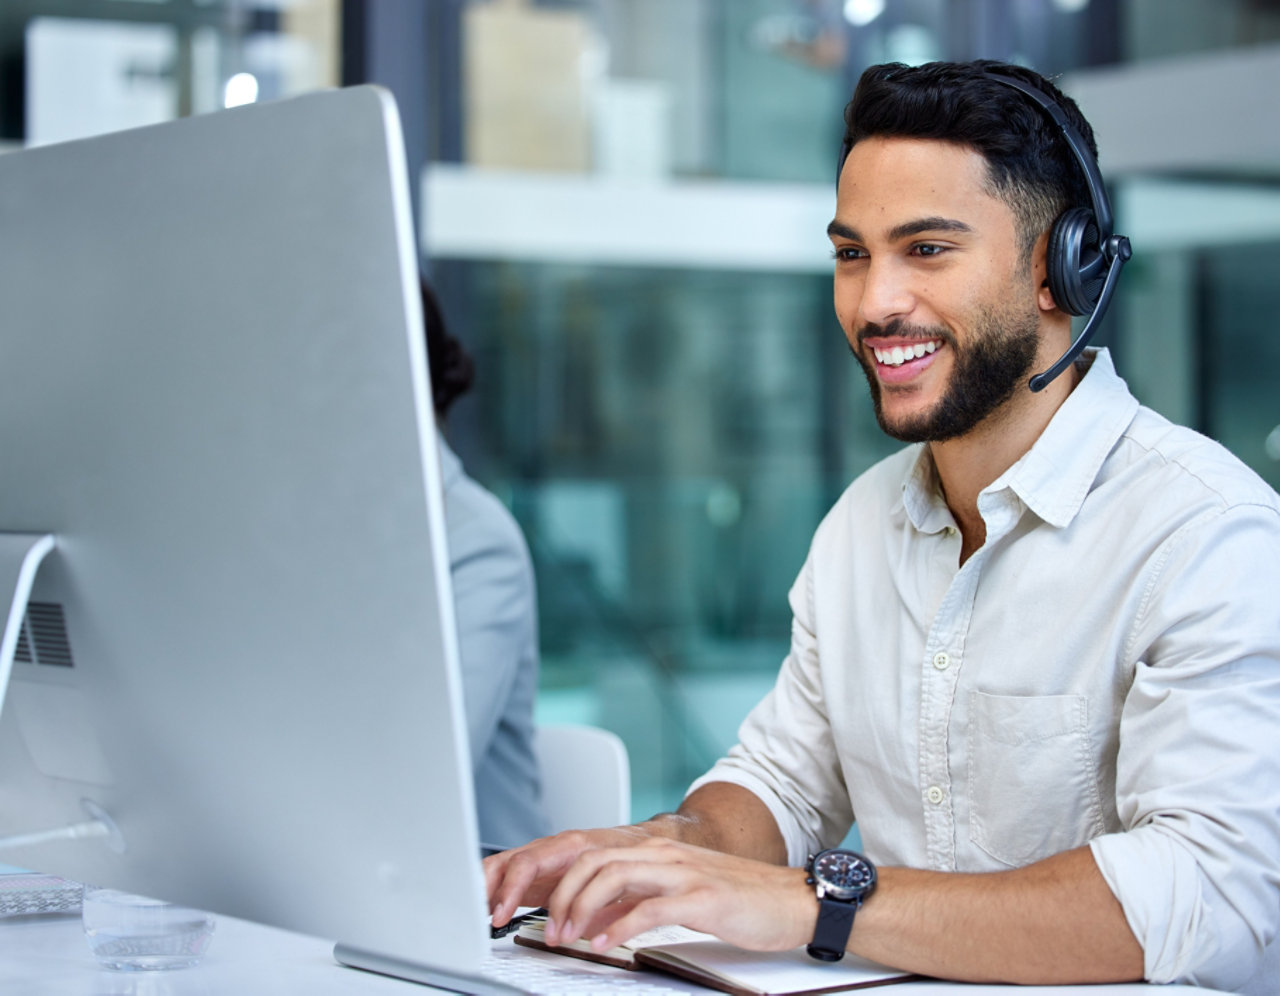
[{"xmin": 485, "ymin": 61, "xmax": 1280, "ymax": 993}]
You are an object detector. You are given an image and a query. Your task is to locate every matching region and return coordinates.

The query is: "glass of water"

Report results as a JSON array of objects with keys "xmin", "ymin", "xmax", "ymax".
[{"xmin": 81, "ymin": 886, "xmax": 216, "ymax": 971}]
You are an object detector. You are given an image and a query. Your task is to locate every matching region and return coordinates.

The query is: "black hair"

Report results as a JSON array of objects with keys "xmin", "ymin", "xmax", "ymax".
[
  {"xmin": 420, "ymin": 276, "xmax": 475, "ymax": 417},
  {"xmin": 842, "ymin": 60, "xmax": 1097, "ymax": 259}
]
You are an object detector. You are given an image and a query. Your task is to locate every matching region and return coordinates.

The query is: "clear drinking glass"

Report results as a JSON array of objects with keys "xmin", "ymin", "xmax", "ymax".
[{"xmin": 81, "ymin": 886, "xmax": 215, "ymax": 971}]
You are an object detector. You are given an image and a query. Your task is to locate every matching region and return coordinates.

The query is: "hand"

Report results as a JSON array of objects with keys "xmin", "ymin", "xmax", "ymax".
[
  {"xmin": 485, "ymin": 825, "xmax": 654, "ymax": 929},
  {"xmin": 541, "ymin": 837, "xmax": 815, "ymax": 955}
]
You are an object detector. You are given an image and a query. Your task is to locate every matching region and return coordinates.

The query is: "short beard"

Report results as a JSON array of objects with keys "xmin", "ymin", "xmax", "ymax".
[{"xmin": 854, "ymin": 305, "xmax": 1041, "ymax": 444}]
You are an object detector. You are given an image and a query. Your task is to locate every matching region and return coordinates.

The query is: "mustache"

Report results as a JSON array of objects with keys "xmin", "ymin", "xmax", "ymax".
[{"xmin": 856, "ymin": 320, "xmax": 957, "ymax": 350}]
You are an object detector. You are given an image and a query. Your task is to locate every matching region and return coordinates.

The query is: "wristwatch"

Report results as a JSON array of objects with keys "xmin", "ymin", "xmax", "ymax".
[{"xmin": 804, "ymin": 848, "xmax": 876, "ymax": 962}]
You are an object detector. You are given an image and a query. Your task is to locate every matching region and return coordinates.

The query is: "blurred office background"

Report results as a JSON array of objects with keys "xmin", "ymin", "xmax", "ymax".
[{"xmin": 5, "ymin": 0, "xmax": 1280, "ymax": 820}]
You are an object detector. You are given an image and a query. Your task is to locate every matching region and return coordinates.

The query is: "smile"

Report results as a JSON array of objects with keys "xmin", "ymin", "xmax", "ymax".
[{"xmin": 873, "ymin": 340, "xmax": 940, "ymax": 367}]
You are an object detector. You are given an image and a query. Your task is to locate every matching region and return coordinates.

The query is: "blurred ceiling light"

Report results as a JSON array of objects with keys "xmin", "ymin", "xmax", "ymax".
[
  {"xmin": 843, "ymin": 0, "xmax": 885, "ymax": 28},
  {"xmin": 1052, "ymin": 0, "xmax": 1092, "ymax": 12},
  {"xmin": 223, "ymin": 72, "xmax": 259, "ymax": 108}
]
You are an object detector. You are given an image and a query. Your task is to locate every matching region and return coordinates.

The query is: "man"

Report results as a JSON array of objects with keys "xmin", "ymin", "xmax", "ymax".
[{"xmin": 485, "ymin": 61, "xmax": 1280, "ymax": 992}]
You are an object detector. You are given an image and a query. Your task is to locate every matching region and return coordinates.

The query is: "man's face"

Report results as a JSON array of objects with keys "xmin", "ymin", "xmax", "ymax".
[{"xmin": 828, "ymin": 137, "xmax": 1047, "ymax": 443}]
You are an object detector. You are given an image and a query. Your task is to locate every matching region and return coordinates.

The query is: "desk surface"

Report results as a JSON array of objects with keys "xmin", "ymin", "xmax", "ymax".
[{"xmin": 0, "ymin": 909, "xmax": 1223, "ymax": 995}]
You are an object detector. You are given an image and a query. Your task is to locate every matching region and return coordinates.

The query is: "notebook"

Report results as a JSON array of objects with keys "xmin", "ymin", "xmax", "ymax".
[{"xmin": 514, "ymin": 917, "xmax": 918, "ymax": 994}]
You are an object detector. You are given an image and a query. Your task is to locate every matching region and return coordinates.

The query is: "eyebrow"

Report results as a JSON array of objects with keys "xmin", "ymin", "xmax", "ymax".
[
  {"xmin": 826, "ymin": 216, "xmax": 975, "ymax": 243},
  {"xmin": 826, "ymin": 219, "xmax": 861, "ymax": 242}
]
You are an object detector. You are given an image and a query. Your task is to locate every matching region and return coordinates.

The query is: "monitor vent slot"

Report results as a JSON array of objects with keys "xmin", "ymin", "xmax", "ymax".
[
  {"xmin": 15, "ymin": 602, "xmax": 74, "ymax": 668},
  {"xmin": 15, "ymin": 625, "xmax": 32, "ymax": 663}
]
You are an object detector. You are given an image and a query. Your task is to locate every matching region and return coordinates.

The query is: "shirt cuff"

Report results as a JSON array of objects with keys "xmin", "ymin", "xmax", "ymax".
[{"xmin": 1090, "ymin": 829, "xmax": 1221, "ymax": 986}]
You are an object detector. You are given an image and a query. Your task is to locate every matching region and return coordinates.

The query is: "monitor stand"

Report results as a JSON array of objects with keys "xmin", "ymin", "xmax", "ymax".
[
  {"xmin": 0, "ymin": 534, "xmax": 125, "ymax": 855},
  {"xmin": 0, "ymin": 799, "xmax": 122, "ymax": 855}
]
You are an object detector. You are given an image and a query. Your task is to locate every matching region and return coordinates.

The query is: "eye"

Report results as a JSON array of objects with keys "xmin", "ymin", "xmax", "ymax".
[
  {"xmin": 912, "ymin": 243, "xmax": 947, "ymax": 257},
  {"xmin": 831, "ymin": 246, "xmax": 867, "ymax": 262}
]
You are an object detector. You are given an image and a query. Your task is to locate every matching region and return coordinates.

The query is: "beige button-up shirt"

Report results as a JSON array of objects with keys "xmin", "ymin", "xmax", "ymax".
[{"xmin": 692, "ymin": 350, "xmax": 1280, "ymax": 992}]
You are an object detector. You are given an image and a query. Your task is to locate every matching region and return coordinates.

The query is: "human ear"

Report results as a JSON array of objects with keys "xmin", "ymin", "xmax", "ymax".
[{"xmin": 1030, "ymin": 230, "xmax": 1059, "ymax": 314}]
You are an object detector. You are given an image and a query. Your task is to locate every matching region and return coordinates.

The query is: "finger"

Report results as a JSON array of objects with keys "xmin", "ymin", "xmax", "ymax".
[
  {"xmin": 488, "ymin": 842, "xmax": 565, "ymax": 925},
  {"xmin": 582, "ymin": 863, "xmax": 804, "ymax": 954},
  {"xmin": 545, "ymin": 837, "xmax": 691, "ymax": 926},
  {"xmin": 589, "ymin": 894, "xmax": 697, "ymax": 954},
  {"xmin": 492, "ymin": 830, "xmax": 610, "ymax": 926},
  {"xmin": 483, "ymin": 850, "xmax": 514, "ymax": 911},
  {"xmin": 543, "ymin": 846, "xmax": 645, "ymax": 944},
  {"xmin": 542, "ymin": 835, "xmax": 691, "ymax": 944},
  {"xmin": 579, "ymin": 897, "xmax": 641, "ymax": 939},
  {"xmin": 553, "ymin": 853, "xmax": 694, "ymax": 948}
]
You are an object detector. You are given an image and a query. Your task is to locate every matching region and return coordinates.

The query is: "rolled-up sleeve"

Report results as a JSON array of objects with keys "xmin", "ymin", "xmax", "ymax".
[
  {"xmin": 1090, "ymin": 502, "xmax": 1280, "ymax": 990},
  {"xmin": 687, "ymin": 547, "xmax": 855, "ymax": 867}
]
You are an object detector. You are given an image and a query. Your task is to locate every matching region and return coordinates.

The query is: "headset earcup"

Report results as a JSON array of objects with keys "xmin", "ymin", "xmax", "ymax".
[{"xmin": 1046, "ymin": 206, "xmax": 1100, "ymax": 317}]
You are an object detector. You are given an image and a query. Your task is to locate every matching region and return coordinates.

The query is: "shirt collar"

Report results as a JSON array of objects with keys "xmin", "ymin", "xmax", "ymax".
[
  {"xmin": 900, "ymin": 348, "xmax": 1140, "ymax": 532},
  {"xmin": 997, "ymin": 348, "xmax": 1139, "ymax": 528},
  {"xmin": 901, "ymin": 445, "xmax": 949, "ymax": 533}
]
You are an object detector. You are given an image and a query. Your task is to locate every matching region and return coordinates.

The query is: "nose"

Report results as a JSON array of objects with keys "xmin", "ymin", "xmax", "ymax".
[{"xmin": 851, "ymin": 257, "xmax": 915, "ymax": 329}]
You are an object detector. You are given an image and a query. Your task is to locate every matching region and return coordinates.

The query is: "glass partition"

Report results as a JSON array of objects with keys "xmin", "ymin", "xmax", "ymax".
[{"xmin": 432, "ymin": 258, "xmax": 893, "ymax": 815}]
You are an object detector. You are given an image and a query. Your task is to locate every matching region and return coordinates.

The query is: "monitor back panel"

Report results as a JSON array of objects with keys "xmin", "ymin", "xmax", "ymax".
[{"xmin": 0, "ymin": 86, "xmax": 487, "ymax": 972}]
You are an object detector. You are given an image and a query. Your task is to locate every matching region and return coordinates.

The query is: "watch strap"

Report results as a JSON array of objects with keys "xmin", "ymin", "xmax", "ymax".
[{"xmin": 806, "ymin": 894, "xmax": 858, "ymax": 962}]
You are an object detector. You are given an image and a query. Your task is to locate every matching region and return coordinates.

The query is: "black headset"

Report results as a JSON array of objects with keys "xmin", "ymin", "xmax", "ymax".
[{"xmin": 837, "ymin": 69, "xmax": 1132, "ymax": 392}]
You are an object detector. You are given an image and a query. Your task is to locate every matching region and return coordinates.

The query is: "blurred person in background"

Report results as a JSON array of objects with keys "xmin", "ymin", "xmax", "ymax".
[{"xmin": 422, "ymin": 277, "xmax": 549, "ymax": 852}]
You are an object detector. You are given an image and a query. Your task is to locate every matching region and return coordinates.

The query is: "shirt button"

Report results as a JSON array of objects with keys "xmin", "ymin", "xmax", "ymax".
[
  {"xmin": 932, "ymin": 651, "xmax": 951, "ymax": 671},
  {"xmin": 926, "ymin": 785, "xmax": 945, "ymax": 805}
]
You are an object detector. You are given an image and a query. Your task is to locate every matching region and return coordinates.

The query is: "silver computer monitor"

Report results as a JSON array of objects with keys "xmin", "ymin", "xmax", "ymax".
[{"xmin": 0, "ymin": 85, "xmax": 494, "ymax": 981}]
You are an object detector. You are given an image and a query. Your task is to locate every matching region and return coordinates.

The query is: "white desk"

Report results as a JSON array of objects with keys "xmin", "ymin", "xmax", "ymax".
[
  {"xmin": 0, "ymin": 911, "xmax": 422, "ymax": 995},
  {"xmin": 0, "ymin": 909, "xmax": 1224, "ymax": 995}
]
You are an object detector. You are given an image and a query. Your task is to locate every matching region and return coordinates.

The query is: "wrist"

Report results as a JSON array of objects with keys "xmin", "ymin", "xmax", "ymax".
[{"xmin": 792, "ymin": 866, "xmax": 824, "ymax": 950}]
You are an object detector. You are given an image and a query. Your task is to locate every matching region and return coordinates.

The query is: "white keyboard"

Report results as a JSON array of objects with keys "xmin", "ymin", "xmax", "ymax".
[{"xmin": 483, "ymin": 948, "xmax": 695, "ymax": 995}]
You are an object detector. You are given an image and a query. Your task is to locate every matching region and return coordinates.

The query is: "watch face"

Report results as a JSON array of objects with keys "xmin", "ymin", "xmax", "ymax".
[{"xmin": 813, "ymin": 849, "xmax": 876, "ymax": 901}]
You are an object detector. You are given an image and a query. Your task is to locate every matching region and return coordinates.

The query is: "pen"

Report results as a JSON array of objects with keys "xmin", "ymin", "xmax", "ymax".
[{"xmin": 489, "ymin": 908, "xmax": 547, "ymax": 940}]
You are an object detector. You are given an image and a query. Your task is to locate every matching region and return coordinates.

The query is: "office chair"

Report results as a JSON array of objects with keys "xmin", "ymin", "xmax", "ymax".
[{"xmin": 535, "ymin": 725, "xmax": 631, "ymax": 833}]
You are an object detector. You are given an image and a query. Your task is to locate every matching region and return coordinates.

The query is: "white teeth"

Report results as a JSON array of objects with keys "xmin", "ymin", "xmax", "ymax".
[{"xmin": 874, "ymin": 340, "xmax": 938, "ymax": 367}]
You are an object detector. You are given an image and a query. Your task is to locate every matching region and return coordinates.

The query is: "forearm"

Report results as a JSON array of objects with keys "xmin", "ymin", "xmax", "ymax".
[
  {"xmin": 646, "ymin": 787, "xmax": 1143, "ymax": 981},
  {"xmin": 852, "ymin": 846, "xmax": 1144, "ymax": 984},
  {"xmin": 639, "ymin": 782, "xmax": 789, "ymax": 865}
]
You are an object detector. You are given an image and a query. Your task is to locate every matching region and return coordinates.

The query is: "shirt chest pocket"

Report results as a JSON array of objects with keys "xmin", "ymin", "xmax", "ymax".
[{"xmin": 967, "ymin": 691, "xmax": 1106, "ymax": 867}]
